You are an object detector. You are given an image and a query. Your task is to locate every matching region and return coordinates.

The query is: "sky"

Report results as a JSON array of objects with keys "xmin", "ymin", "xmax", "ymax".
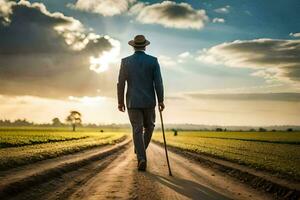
[{"xmin": 0, "ymin": 0, "xmax": 300, "ymax": 126}]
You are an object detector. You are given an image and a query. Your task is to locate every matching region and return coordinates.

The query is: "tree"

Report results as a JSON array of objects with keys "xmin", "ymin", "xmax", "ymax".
[
  {"xmin": 52, "ymin": 117, "xmax": 62, "ymax": 126},
  {"xmin": 216, "ymin": 128, "xmax": 223, "ymax": 132},
  {"xmin": 258, "ymin": 127, "xmax": 267, "ymax": 132},
  {"xmin": 287, "ymin": 128, "xmax": 293, "ymax": 132},
  {"xmin": 66, "ymin": 111, "xmax": 82, "ymax": 131},
  {"xmin": 14, "ymin": 119, "xmax": 33, "ymax": 126}
]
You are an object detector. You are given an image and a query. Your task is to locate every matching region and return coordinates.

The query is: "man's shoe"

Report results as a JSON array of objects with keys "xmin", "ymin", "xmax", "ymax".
[{"xmin": 138, "ymin": 159, "xmax": 147, "ymax": 171}]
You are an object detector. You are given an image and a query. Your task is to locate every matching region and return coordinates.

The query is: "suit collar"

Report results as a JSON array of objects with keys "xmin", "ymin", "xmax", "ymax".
[{"xmin": 134, "ymin": 51, "xmax": 145, "ymax": 54}]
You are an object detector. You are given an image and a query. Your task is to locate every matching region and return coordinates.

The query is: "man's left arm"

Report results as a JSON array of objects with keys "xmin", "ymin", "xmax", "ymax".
[{"xmin": 117, "ymin": 59, "xmax": 126, "ymax": 112}]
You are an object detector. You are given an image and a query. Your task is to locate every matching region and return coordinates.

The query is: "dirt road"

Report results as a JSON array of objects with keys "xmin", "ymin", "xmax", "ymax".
[{"xmin": 9, "ymin": 142, "xmax": 271, "ymax": 200}]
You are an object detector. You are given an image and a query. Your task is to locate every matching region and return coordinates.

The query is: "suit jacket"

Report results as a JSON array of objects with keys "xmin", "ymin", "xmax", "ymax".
[{"xmin": 117, "ymin": 51, "xmax": 164, "ymax": 109}]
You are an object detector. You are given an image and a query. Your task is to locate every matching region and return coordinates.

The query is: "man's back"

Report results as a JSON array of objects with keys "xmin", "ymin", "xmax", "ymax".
[
  {"xmin": 117, "ymin": 51, "xmax": 164, "ymax": 109},
  {"xmin": 118, "ymin": 35, "xmax": 165, "ymax": 171}
]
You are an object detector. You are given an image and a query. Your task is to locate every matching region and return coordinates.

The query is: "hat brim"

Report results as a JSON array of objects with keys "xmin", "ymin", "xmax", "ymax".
[{"xmin": 128, "ymin": 40, "xmax": 150, "ymax": 47}]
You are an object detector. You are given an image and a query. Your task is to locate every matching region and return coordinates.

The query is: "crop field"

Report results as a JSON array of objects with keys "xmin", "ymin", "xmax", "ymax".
[
  {"xmin": 0, "ymin": 127, "xmax": 128, "ymax": 170},
  {"xmin": 153, "ymin": 131, "xmax": 300, "ymax": 180}
]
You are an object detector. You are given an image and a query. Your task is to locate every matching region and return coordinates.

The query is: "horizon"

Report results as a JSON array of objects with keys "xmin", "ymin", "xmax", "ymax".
[
  {"xmin": 1, "ymin": 0, "xmax": 300, "ymax": 126},
  {"xmin": 1, "ymin": 118, "xmax": 300, "ymax": 128}
]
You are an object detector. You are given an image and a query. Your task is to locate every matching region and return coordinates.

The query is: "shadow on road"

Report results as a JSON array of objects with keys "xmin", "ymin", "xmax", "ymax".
[{"xmin": 144, "ymin": 172, "xmax": 232, "ymax": 200}]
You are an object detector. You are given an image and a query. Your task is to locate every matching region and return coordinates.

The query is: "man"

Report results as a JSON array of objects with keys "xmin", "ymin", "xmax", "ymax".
[{"xmin": 117, "ymin": 35, "xmax": 164, "ymax": 171}]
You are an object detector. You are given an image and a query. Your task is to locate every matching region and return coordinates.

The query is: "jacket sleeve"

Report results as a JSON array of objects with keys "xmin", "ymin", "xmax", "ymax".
[
  {"xmin": 154, "ymin": 58, "xmax": 164, "ymax": 103},
  {"xmin": 117, "ymin": 59, "xmax": 126, "ymax": 105}
]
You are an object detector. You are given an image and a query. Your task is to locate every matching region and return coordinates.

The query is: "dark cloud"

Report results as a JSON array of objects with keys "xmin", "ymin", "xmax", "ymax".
[
  {"xmin": 198, "ymin": 39, "xmax": 300, "ymax": 82},
  {"xmin": 187, "ymin": 92, "xmax": 300, "ymax": 102},
  {"xmin": 133, "ymin": 1, "xmax": 208, "ymax": 29},
  {"xmin": 0, "ymin": 0, "xmax": 119, "ymax": 98}
]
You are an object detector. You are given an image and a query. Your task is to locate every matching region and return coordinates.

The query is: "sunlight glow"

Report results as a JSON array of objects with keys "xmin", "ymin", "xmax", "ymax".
[
  {"xmin": 68, "ymin": 96, "xmax": 106, "ymax": 105},
  {"xmin": 89, "ymin": 35, "xmax": 121, "ymax": 73}
]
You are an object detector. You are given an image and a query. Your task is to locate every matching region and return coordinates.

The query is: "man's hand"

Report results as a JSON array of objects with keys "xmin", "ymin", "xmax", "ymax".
[
  {"xmin": 118, "ymin": 104, "xmax": 126, "ymax": 112},
  {"xmin": 158, "ymin": 102, "xmax": 165, "ymax": 112}
]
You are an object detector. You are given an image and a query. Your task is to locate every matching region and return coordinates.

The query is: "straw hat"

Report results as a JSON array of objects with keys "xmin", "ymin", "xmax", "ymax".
[{"xmin": 128, "ymin": 35, "xmax": 150, "ymax": 47}]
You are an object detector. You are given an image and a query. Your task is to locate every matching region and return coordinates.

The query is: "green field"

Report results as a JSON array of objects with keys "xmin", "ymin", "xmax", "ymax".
[
  {"xmin": 153, "ymin": 131, "xmax": 300, "ymax": 180},
  {"xmin": 2, "ymin": 127, "xmax": 300, "ymax": 180},
  {"xmin": 0, "ymin": 128, "xmax": 128, "ymax": 170}
]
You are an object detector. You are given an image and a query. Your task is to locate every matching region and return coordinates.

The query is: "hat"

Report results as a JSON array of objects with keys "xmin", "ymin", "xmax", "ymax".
[{"xmin": 128, "ymin": 35, "xmax": 150, "ymax": 47}]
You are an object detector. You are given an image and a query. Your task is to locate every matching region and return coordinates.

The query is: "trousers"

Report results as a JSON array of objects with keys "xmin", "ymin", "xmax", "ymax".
[{"xmin": 128, "ymin": 108, "xmax": 155, "ymax": 161}]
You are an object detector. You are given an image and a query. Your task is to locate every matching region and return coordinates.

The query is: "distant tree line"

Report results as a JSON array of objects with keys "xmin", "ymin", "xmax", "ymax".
[
  {"xmin": 0, "ymin": 119, "xmax": 130, "ymax": 128},
  {"xmin": 166, "ymin": 127, "xmax": 296, "ymax": 132},
  {"xmin": 0, "ymin": 111, "xmax": 83, "ymax": 131},
  {"xmin": 214, "ymin": 127, "xmax": 294, "ymax": 132},
  {"xmin": 0, "ymin": 118, "xmax": 68, "ymax": 127},
  {"xmin": 0, "ymin": 119, "xmax": 34, "ymax": 126},
  {"xmin": 0, "ymin": 110, "xmax": 131, "ymax": 130}
]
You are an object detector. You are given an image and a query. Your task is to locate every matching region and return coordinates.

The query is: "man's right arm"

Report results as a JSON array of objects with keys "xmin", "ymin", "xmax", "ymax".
[
  {"xmin": 117, "ymin": 59, "xmax": 126, "ymax": 112},
  {"xmin": 153, "ymin": 58, "xmax": 165, "ymax": 111}
]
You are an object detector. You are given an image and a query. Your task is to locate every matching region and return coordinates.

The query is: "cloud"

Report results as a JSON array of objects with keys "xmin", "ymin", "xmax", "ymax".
[
  {"xmin": 290, "ymin": 32, "xmax": 300, "ymax": 38},
  {"xmin": 190, "ymin": 83, "xmax": 288, "ymax": 94},
  {"xmin": 159, "ymin": 52, "xmax": 195, "ymax": 68},
  {"xmin": 244, "ymin": 10, "xmax": 252, "ymax": 16},
  {"xmin": 178, "ymin": 51, "xmax": 193, "ymax": 63},
  {"xmin": 0, "ymin": 0, "xmax": 15, "ymax": 23},
  {"xmin": 212, "ymin": 18, "xmax": 225, "ymax": 23},
  {"xmin": 157, "ymin": 54, "xmax": 191, "ymax": 74},
  {"xmin": 178, "ymin": 51, "xmax": 191, "ymax": 58},
  {"xmin": 197, "ymin": 38, "xmax": 300, "ymax": 82},
  {"xmin": 134, "ymin": 1, "xmax": 208, "ymax": 29},
  {"xmin": 128, "ymin": 1, "xmax": 144, "ymax": 15},
  {"xmin": 214, "ymin": 5, "xmax": 230, "ymax": 14},
  {"xmin": 186, "ymin": 92, "xmax": 300, "ymax": 102},
  {"xmin": 0, "ymin": 94, "xmax": 126, "ymax": 124},
  {"xmin": 69, "ymin": 1, "xmax": 209, "ymax": 30},
  {"xmin": 0, "ymin": 0, "xmax": 120, "ymax": 98},
  {"xmin": 165, "ymin": 95, "xmax": 185, "ymax": 100},
  {"xmin": 68, "ymin": 0, "xmax": 136, "ymax": 16},
  {"xmin": 158, "ymin": 55, "xmax": 177, "ymax": 67}
]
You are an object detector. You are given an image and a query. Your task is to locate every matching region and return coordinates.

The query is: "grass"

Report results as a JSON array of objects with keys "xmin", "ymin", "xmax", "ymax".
[
  {"xmin": 0, "ymin": 128, "xmax": 129, "ymax": 170},
  {"xmin": 153, "ymin": 131, "xmax": 300, "ymax": 180}
]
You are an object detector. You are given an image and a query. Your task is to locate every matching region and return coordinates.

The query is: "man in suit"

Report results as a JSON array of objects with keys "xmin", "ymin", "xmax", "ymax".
[{"xmin": 117, "ymin": 35, "xmax": 165, "ymax": 171}]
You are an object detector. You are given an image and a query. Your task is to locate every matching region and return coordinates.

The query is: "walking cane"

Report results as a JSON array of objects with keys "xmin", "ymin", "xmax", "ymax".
[{"xmin": 159, "ymin": 109, "xmax": 172, "ymax": 176}]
